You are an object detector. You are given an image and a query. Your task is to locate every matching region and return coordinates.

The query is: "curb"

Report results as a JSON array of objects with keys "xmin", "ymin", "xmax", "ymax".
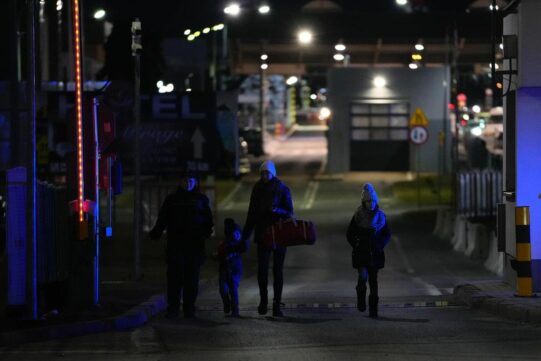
[
  {"xmin": 454, "ymin": 284, "xmax": 541, "ymax": 324},
  {"xmin": 0, "ymin": 294, "xmax": 166, "ymax": 347}
]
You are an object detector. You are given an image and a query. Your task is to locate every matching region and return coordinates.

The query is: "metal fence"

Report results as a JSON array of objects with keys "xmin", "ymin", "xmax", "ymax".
[{"xmin": 457, "ymin": 170, "xmax": 502, "ymax": 219}]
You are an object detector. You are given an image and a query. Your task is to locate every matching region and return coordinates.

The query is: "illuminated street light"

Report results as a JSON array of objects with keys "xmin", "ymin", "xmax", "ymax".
[
  {"xmin": 187, "ymin": 34, "xmax": 195, "ymax": 41},
  {"xmin": 415, "ymin": 43, "xmax": 424, "ymax": 51},
  {"xmin": 260, "ymin": 54, "xmax": 268, "ymax": 61},
  {"xmin": 186, "ymin": 88, "xmax": 192, "ymax": 93},
  {"xmin": 184, "ymin": 29, "xmax": 191, "ymax": 36},
  {"xmin": 224, "ymin": 3, "xmax": 241, "ymax": 16},
  {"xmin": 260, "ymin": 63, "xmax": 268, "ymax": 70},
  {"xmin": 193, "ymin": 31, "xmax": 201, "ymax": 37},
  {"xmin": 408, "ymin": 62, "xmax": 419, "ymax": 70},
  {"xmin": 286, "ymin": 76, "xmax": 298, "ymax": 86},
  {"xmin": 499, "ymin": 43, "xmax": 504, "ymax": 50},
  {"xmin": 396, "ymin": 0, "xmax": 408, "ymax": 6},
  {"xmin": 472, "ymin": 105, "xmax": 481, "ymax": 113},
  {"xmin": 93, "ymin": 9, "xmax": 106, "ymax": 20},
  {"xmin": 156, "ymin": 80, "xmax": 164, "ymax": 88},
  {"xmin": 258, "ymin": 4, "xmax": 270, "ymax": 14},
  {"xmin": 335, "ymin": 43, "xmax": 346, "ymax": 52},
  {"xmin": 297, "ymin": 29, "xmax": 313, "ymax": 45},
  {"xmin": 310, "ymin": 94, "xmax": 317, "ymax": 100},
  {"xmin": 333, "ymin": 53, "xmax": 345, "ymax": 61},
  {"xmin": 373, "ymin": 76, "xmax": 387, "ymax": 88},
  {"xmin": 411, "ymin": 53, "xmax": 423, "ymax": 61},
  {"xmin": 213, "ymin": 24, "xmax": 225, "ymax": 31},
  {"xmin": 319, "ymin": 107, "xmax": 331, "ymax": 121},
  {"xmin": 203, "ymin": 27, "xmax": 210, "ymax": 34}
]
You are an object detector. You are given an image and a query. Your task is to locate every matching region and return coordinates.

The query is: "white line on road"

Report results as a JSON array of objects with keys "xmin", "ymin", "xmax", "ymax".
[
  {"xmin": 218, "ymin": 182, "xmax": 243, "ymax": 210},
  {"xmin": 300, "ymin": 181, "xmax": 319, "ymax": 210}
]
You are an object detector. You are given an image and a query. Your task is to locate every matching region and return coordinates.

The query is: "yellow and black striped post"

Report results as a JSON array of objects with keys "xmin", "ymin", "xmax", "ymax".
[{"xmin": 515, "ymin": 206, "xmax": 534, "ymax": 297}]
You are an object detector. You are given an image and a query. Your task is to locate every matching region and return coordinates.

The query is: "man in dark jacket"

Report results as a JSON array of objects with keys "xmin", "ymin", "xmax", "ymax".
[
  {"xmin": 242, "ymin": 160, "xmax": 293, "ymax": 317},
  {"xmin": 346, "ymin": 183, "xmax": 390, "ymax": 318},
  {"xmin": 150, "ymin": 173, "xmax": 214, "ymax": 319}
]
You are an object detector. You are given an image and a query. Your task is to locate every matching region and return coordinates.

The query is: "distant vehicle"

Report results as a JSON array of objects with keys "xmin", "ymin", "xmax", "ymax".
[
  {"xmin": 481, "ymin": 107, "xmax": 503, "ymax": 156},
  {"xmin": 239, "ymin": 127, "xmax": 264, "ymax": 156},
  {"xmin": 238, "ymin": 136, "xmax": 251, "ymax": 175}
]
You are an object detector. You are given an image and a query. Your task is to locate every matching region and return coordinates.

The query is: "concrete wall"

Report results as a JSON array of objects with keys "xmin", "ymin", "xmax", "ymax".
[{"xmin": 327, "ymin": 67, "xmax": 450, "ymax": 173}]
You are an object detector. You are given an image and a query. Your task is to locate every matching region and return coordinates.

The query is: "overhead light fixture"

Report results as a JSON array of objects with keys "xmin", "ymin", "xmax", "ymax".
[
  {"xmin": 156, "ymin": 80, "xmax": 164, "ymax": 88},
  {"xmin": 297, "ymin": 29, "xmax": 313, "ymax": 45},
  {"xmin": 184, "ymin": 29, "xmax": 191, "ymax": 36},
  {"xmin": 310, "ymin": 94, "xmax": 317, "ymax": 100},
  {"xmin": 258, "ymin": 4, "xmax": 270, "ymax": 14},
  {"xmin": 187, "ymin": 34, "xmax": 195, "ymax": 41},
  {"xmin": 193, "ymin": 31, "xmax": 201, "ymax": 37},
  {"xmin": 408, "ymin": 62, "xmax": 419, "ymax": 70},
  {"xmin": 499, "ymin": 43, "xmax": 504, "ymax": 50},
  {"xmin": 213, "ymin": 24, "xmax": 225, "ymax": 31},
  {"xmin": 333, "ymin": 53, "xmax": 345, "ymax": 61},
  {"xmin": 203, "ymin": 27, "xmax": 210, "ymax": 34},
  {"xmin": 286, "ymin": 76, "xmax": 299, "ymax": 86},
  {"xmin": 319, "ymin": 107, "xmax": 331, "ymax": 121},
  {"xmin": 373, "ymin": 76, "xmax": 387, "ymax": 88},
  {"xmin": 93, "ymin": 9, "xmax": 106, "ymax": 20},
  {"xmin": 224, "ymin": 3, "xmax": 241, "ymax": 16},
  {"xmin": 415, "ymin": 43, "xmax": 424, "ymax": 51},
  {"xmin": 335, "ymin": 43, "xmax": 346, "ymax": 52},
  {"xmin": 489, "ymin": 4, "xmax": 499, "ymax": 11},
  {"xmin": 260, "ymin": 63, "xmax": 268, "ymax": 70},
  {"xmin": 396, "ymin": 0, "xmax": 408, "ymax": 6},
  {"xmin": 472, "ymin": 105, "xmax": 481, "ymax": 113},
  {"xmin": 411, "ymin": 53, "xmax": 423, "ymax": 61},
  {"xmin": 260, "ymin": 54, "xmax": 268, "ymax": 61},
  {"xmin": 186, "ymin": 88, "xmax": 192, "ymax": 93}
]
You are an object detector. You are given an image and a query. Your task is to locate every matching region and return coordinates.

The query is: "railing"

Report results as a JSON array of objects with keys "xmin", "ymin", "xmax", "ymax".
[{"xmin": 457, "ymin": 170, "xmax": 502, "ymax": 219}]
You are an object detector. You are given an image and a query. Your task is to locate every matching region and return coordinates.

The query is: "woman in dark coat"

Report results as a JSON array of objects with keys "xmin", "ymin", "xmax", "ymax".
[
  {"xmin": 241, "ymin": 160, "xmax": 294, "ymax": 317},
  {"xmin": 346, "ymin": 183, "xmax": 391, "ymax": 318}
]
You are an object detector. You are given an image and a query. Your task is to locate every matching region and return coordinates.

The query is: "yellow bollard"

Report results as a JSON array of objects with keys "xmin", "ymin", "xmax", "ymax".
[{"xmin": 515, "ymin": 206, "xmax": 534, "ymax": 297}]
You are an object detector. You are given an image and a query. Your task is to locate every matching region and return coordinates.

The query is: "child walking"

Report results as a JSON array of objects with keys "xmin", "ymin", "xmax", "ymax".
[{"xmin": 217, "ymin": 218, "xmax": 247, "ymax": 317}]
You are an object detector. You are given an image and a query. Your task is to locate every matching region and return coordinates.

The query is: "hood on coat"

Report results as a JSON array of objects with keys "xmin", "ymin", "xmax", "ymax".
[
  {"xmin": 260, "ymin": 160, "xmax": 277, "ymax": 177},
  {"xmin": 361, "ymin": 183, "xmax": 378, "ymax": 210}
]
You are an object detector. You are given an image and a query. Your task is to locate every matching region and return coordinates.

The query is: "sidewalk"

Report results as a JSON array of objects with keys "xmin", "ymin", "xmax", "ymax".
[{"xmin": 454, "ymin": 281, "xmax": 541, "ymax": 324}]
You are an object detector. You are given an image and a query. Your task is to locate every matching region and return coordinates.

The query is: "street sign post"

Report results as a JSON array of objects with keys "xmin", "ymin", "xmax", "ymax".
[
  {"xmin": 409, "ymin": 125, "xmax": 429, "ymax": 145},
  {"xmin": 409, "ymin": 108, "xmax": 430, "ymax": 209}
]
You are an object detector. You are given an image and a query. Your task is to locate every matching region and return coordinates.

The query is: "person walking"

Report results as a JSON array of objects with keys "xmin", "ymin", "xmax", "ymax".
[
  {"xmin": 216, "ymin": 218, "xmax": 247, "ymax": 317},
  {"xmin": 150, "ymin": 172, "xmax": 214, "ymax": 319},
  {"xmin": 242, "ymin": 160, "xmax": 294, "ymax": 317},
  {"xmin": 346, "ymin": 183, "xmax": 391, "ymax": 318}
]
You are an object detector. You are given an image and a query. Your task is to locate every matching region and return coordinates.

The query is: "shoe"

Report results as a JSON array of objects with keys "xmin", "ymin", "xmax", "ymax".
[
  {"xmin": 223, "ymin": 298, "xmax": 231, "ymax": 314},
  {"xmin": 258, "ymin": 301, "xmax": 268, "ymax": 315},
  {"xmin": 272, "ymin": 302, "xmax": 284, "ymax": 317},
  {"xmin": 356, "ymin": 286, "xmax": 367, "ymax": 312},
  {"xmin": 368, "ymin": 295, "xmax": 379, "ymax": 318}
]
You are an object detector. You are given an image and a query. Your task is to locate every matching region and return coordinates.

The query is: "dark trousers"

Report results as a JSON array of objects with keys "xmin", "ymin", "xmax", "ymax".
[
  {"xmin": 357, "ymin": 266, "xmax": 378, "ymax": 297},
  {"xmin": 219, "ymin": 267, "xmax": 241, "ymax": 308},
  {"xmin": 257, "ymin": 244, "xmax": 287, "ymax": 303},
  {"xmin": 166, "ymin": 254, "xmax": 202, "ymax": 316}
]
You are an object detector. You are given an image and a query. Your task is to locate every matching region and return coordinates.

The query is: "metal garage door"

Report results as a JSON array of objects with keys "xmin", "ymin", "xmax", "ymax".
[{"xmin": 349, "ymin": 101, "xmax": 410, "ymax": 171}]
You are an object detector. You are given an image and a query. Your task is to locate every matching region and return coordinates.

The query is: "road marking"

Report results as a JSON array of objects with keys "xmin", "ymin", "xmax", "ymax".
[
  {"xmin": 392, "ymin": 236, "xmax": 415, "ymax": 274},
  {"xmin": 218, "ymin": 182, "xmax": 243, "ymax": 210},
  {"xmin": 412, "ymin": 277, "xmax": 443, "ymax": 296},
  {"xmin": 300, "ymin": 181, "xmax": 319, "ymax": 210},
  {"xmin": 195, "ymin": 301, "xmax": 459, "ymax": 312}
]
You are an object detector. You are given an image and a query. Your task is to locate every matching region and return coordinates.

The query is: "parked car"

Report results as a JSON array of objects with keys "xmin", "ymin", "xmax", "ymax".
[{"xmin": 481, "ymin": 107, "xmax": 503, "ymax": 156}]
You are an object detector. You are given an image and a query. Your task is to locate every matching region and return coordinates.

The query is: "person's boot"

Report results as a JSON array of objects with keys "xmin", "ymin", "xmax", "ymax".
[
  {"xmin": 368, "ymin": 295, "xmax": 379, "ymax": 318},
  {"xmin": 222, "ymin": 297, "xmax": 231, "ymax": 314},
  {"xmin": 231, "ymin": 303, "xmax": 240, "ymax": 317},
  {"xmin": 356, "ymin": 285, "xmax": 367, "ymax": 312},
  {"xmin": 258, "ymin": 293, "xmax": 268, "ymax": 315},
  {"xmin": 272, "ymin": 301, "xmax": 284, "ymax": 317}
]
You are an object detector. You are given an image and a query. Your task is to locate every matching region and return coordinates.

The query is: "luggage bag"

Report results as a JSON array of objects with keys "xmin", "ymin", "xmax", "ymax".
[{"xmin": 262, "ymin": 218, "xmax": 316, "ymax": 249}]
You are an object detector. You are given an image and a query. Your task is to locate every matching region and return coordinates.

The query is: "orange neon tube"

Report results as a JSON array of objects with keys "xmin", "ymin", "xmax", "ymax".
[{"xmin": 73, "ymin": 0, "xmax": 84, "ymax": 222}]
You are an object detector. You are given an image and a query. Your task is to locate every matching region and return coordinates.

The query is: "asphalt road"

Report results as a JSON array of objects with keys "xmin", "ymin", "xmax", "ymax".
[{"xmin": 2, "ymin": 129, "xmax": 541, "ymax": 360}]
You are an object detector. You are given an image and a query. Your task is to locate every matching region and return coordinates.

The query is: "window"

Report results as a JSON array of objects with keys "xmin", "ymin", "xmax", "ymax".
[{"xmin": 350, "ymin": 101, "xmax": 409, "ymax": 141}]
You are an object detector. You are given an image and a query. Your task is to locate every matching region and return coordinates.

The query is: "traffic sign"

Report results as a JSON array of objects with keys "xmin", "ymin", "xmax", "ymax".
[
  {"xmin": 409, "ymin": 107, "xmax": 429, "ymax": 126},
  {"xmin": 409, "ymin": 126, "xmax": 429, "ymax": 145}
]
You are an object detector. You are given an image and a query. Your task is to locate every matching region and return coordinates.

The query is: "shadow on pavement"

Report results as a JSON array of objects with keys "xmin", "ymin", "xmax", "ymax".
[
  {"xmin": 264, "ymin": 316, "xmax": 342, "ymax": 324},
  {"xmin": 374, "ymin": 316, "xmax": 430, "ymax": 323}
]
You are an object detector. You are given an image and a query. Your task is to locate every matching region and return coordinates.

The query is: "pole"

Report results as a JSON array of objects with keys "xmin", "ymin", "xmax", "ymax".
[
  {"xmin": 416, "ymin": 145, "xmax": 421, "ymax": 210},
  {"xmin": 259, "ymin": 42, "xmax": 266, "ymax": 152},
  {"xmin": 92, "ymin": 97, "xmax": 100, "ymax": 305},
  {"xmin": 26, "ymin": 0, "xmax": 38, "ymax": 320},
  {"xmin": 132, "ymin": 19, "xmax": 142, "ymax": 280},
  {"xmin": 9, "ymin": 0, "xmax": 21, "ymax": 167}
]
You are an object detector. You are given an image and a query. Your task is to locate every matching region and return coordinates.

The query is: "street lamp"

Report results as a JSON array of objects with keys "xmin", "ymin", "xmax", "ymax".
[
  {"xmin": 297, "ymin": 29, "xmax": 313, "ymax": 45},
  {"xmin": 260, "ymin": 54, "xmax": 268, "ymax": 61},
  {"xmin": 396, "ymin": 0, "xmax": 408, "ymax": 5},
  {"xmin": 258, "ymin": 4, "xmax": 271, "ymax": 14},
  {"xmin": 93, "ymin": 9, "xmax": 106, "ymax": 20},
  {"xmin": 286, "ymin": 76, "xmax": 299, "ymax": 86},
  {"xmin": 224, "ymin": 3, "xmax": 241, "ymax": 16},
  {"xmin": 373, "ymin": 76, "xmax": 387, "ymax": 88},
  {"xmin": 415, "ymin": 43, "xmax": 424, "ymax": 51},
  {"xmin": 260, "ymin": 63, "xmax": 268, "ymax": 70},
  {"xmin": 334, "ymin": 42, "xmax": 346, "ymax": 52},
  {"xmin": 333, "ymin": 53, "xmax": 345, "ymax": 61}
]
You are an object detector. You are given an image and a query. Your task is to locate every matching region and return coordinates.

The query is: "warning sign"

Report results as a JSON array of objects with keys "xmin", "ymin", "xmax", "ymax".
[{"xmin": 409, "ymin": 107, "xmax": 429, "ymax": 126}]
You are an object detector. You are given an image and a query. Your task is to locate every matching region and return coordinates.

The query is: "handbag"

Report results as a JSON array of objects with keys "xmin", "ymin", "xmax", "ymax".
[{"xmin": 261, "ymin": 218, "xmax": 316, "ymax": 249}]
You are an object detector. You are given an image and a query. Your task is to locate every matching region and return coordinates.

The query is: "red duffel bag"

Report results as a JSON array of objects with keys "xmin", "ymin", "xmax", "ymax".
[{"xmin": 261, "ymin": 218, "xmax": 316, "ymax": 249}]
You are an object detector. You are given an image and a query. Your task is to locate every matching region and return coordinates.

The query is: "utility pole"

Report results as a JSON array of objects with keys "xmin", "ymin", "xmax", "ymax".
[
  {"xmin": 132, "ymin": 19, "xmax": 142, "ymax": 281},
  {"xmin": 26, "ymin": 0, "xmax": 38, "ymax": 320}
]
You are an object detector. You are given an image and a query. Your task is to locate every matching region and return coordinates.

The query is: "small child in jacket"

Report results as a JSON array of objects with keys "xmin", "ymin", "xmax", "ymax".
[{"xmin": 217, "ymin": 218, "xmax": 247, "ymax": 317}]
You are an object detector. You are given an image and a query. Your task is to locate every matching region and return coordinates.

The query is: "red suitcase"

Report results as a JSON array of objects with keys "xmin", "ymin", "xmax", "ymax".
[{"xmin": 262, "ymin": 218, "xmax": 316, "ymax": 249}]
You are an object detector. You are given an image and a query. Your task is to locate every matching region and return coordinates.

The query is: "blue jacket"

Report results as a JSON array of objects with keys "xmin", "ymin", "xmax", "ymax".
[{"xmin": 242, "ymin": 177, "xmax": 294, "ymax": 243}]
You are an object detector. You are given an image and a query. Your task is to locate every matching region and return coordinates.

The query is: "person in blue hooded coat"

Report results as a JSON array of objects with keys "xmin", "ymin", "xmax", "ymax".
[
  {"xmin": 241, "ymin": 160, "xmax": 294, "ymax": 317},
  {"xmin": 346, "ymin": 183, "xmax": 391, "ymax": 318}
]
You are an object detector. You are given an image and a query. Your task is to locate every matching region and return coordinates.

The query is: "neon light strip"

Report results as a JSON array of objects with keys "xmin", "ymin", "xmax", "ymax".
[{"xmin": 73, "ymin": 0, "xmax": 84, "ymax": 222}]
